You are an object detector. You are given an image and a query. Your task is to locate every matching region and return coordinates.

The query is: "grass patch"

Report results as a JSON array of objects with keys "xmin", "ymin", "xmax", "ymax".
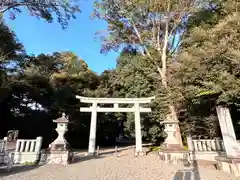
[
  {"xmin": 183, "ymin": 145, "xmax": 188, "ymax": 150},
  {"xmin": 149, "ymin": 146, "xmax": 160, "ymax": 152},
  {"xmin": 23, "ymin": 161, "xmax": 36, "ymax": 166}
]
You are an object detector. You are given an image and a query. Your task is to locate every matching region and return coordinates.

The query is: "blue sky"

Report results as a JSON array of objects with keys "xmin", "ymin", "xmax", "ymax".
[{"xmin": 4, "ymin": 1, "xmax": 119, "ymax": 74}]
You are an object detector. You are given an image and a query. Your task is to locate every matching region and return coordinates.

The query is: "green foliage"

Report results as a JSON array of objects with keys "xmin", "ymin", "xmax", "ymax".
[
  {"xmin": 183, "ymin": 145, "xmax": 188, "ymax": 151},
  {"xmin": 176, "ymin": 0, "xmax": 240, "ymax": 105},
  {"xmin": 2, "ymin": 0, "xmax": 240, "ymax": 149},
  {"xmin": 23, "ymin": 161, "xmax": 37, "ymax": 165},
  {"xmin": 103, "ymin": 49, "xmax": 165, "ymax": 143},
  {"xmin": 0, "ymin": 21, "xmax": 24, "ymax": 60},
  {"xmin": 149, "ymin": 146, "xmax": 160, "ymax": 152},
  {"xmin": 172, "ymin": 0, "xmax": 240, "ymax": 137}
]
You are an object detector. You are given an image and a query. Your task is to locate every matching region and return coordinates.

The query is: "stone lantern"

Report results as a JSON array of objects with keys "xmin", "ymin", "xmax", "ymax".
[
  {"xmin": 159, "ymin": 114, "xmax": 186, "ymax": 164},
  {"xmin": 161, "ymin": 115, "xmax": 182, "ymax": 149},
  {"xmin": 46, "ymin": 113, "xmax": 73, "ymax": 165},
  {"xmin": 49, "ymin": 113, "xmax": 69, "ymax": 151}
]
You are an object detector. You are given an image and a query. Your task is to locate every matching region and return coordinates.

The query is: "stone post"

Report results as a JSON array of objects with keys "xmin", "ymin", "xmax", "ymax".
[
  {"xmin": 187, "ymin": 136, "xmax": 194, "ymax": 151},
  {"xmin": 36, "ymin": 137, "xmax": 43, "ymax": 152},
  {"xmin": 88, "ymin": 102, "xmax": 97, "ymax": 155},
  {"xmin": 216, "ymin": 106, "xmax": 238, "ymax": 157},
  {"xmin": 215, "ymin": 137, "xmax": 221, "ymax": 151},
  {"xmin": 134, "ymin": 103, "xmax": 143, "ymax": 154}
]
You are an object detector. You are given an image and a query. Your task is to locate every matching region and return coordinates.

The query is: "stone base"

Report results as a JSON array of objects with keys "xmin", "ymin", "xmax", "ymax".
[
  {"xmin": 87, "ymin": 152, "xmax": 96, "ymax": 156},
  {"xmin": 39, "ymin": 150, "xmax": 74, "ymax": 165},
  {"xmin": 161, "ymin": 143, "xmax": 183, "ymax": 149},
  {"xmin": 47, "ymin": 151, "xmax": 73, "ymax": 165},
  {"xmin": 135, "ymin": 151, "xmax": 146, "ymax": 156},
  {"xmin": 215, "ymin": 155, "xmax": 240, "ymax": 177},
  {"xmin": 159, "ymin": 147, "xmax": 188, "ymax": 164}
]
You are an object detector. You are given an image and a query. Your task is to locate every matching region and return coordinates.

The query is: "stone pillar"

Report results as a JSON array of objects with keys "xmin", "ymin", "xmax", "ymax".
[
  {"xmin": 187, "ymin": 136, "xmax": 194, "ymax": 151},
  {"xmin": 88, "ymin": 102, "xmax": 97, "ymax": 155},
  {"xmin": 134, "ymin": 103, "xmax": 143, "ymax": 154},
  {"xmin": 36, "ymin": 137, "xmax": 43, "ymax": 152},
  {"xmin": 215, "ymin": 137, "xmax": 221, "ymax": 151},
  {"xmin": 215, "ymin": 106, "xmax": 240, "ymax": 177},
  {"xmin": 216, "ymin": 106, "xmax": 238, "ymax": 157}
]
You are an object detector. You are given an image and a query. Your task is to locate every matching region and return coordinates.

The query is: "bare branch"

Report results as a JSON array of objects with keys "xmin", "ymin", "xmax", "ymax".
[
  {"xmin": 130, "ymin": 19, "xmax": 163, "ymax": 78},
  {"xmin": 157, "ymin": 18, "xmax": 161, "ymax": 51},
  {"xmin": 161, "ymin": 0, "xmax": 171, "ymax": 74},
  {"xmin": 1, "ymin": 2, "xmax": 39, "ymax": 13},
  {"xmin": 0, "ymin": 2, "xmax": 63, "ymax": 14}
]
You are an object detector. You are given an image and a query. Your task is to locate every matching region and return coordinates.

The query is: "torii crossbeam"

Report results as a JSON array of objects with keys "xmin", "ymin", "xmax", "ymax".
[{"xmin": 76, "ymin": 95, "xmax": 155, "ymax": 155}]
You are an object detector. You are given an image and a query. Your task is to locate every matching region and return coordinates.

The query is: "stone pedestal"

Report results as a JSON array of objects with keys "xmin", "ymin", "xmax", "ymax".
[
  {"xmin": 47, "ymin": 150, "xmax": 74, "ymax": 165},
  {"xmin": 159, "ymin": 149, "xmax": 188, "ymax": 164},
  {"xmin": 215, "ymin": 156, "xmax": 240, "ymax": 177},
  {"xmin": 39, "ymin": 149, "xmax": 74, "ymax": 165}
]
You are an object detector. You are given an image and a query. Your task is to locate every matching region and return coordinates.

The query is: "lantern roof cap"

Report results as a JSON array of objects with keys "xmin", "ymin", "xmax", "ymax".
[
  {"xmin": 161, "ymin": 114, "xmax": 179, "ymax": 124},
  {"xmin": 53, "ymin": 113, "xmax": 69, "ymax": 123}
]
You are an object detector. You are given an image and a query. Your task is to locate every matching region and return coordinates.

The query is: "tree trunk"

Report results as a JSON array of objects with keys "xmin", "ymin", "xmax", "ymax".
[{"xmin": 161, "ymin": 44, "xmax": 183, "ymax": 146}]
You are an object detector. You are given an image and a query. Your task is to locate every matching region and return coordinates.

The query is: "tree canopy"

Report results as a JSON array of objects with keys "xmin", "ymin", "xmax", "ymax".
[
  {"xmin": 0, "ymin": 0, "xmax": 80, "ymax": 28},
  {"xmin": 1, "ymin": 0, "xmax": 240, "ymax": 149}
]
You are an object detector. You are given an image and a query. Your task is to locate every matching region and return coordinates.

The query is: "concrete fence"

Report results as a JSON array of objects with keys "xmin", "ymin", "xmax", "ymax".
[
  {"xmin": 0, "ymin": 139, "xmax": 7, "ymax": 163},
  {"xmin": 14, "ymin": 137, "xmax": 42, "ymax": 164},
  {"xmin": 0, "ymin": 139, "xmax": 6, "ymax": 153},
  {"xmin": 187, "ymin": 137, "xmax": 226, "ymax": 161},
  {"xmin": 189, "ymin": 138, "xmax": 225, "ymax": 152}
]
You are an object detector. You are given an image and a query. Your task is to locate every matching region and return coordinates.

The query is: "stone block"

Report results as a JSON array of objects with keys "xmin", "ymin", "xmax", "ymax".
[
  {"xmin": 159, "ymin": 148, "xmax": 188, "ymax": 164},
  {"xmin": 14, "ymin": 152, "xmax": 40, "ymax": 164},
  {"xmin": 215, "ymin": 156, "xmax": 240, "ymax": 177}
]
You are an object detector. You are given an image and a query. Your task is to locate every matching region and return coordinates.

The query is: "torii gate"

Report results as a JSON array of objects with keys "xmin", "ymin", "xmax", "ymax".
[{"xmin": 76, "ymin": 95, "xmax": 155, "ymax": 155}]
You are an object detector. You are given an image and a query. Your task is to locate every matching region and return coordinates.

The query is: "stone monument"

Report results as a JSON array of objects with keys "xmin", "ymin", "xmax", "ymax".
[
  {"xmin": 159, "ymin": 114, "xmax": 186, "ymax": 164},
  {"xmin": 46, "ymin": 113, "xmax": 73, "ymax": 165},
  {"xmin": 215, "ymin": 106, "xmax": 240, "ymax": 177}
]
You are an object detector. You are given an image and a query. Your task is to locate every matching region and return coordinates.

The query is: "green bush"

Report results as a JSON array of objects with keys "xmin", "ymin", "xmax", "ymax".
[
  {"xmin": 149, "ymin": 146, "xmax": 160, "ymax": 152},
  {"xmin": 23, "ymin": 161, "xmax": 36, "ymax": 165}
]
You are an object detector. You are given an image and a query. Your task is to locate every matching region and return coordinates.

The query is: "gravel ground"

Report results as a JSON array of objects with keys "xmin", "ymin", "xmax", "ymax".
[{"xmin": 0, "ymin": 149, "xmax": 239, "ymax": 180}]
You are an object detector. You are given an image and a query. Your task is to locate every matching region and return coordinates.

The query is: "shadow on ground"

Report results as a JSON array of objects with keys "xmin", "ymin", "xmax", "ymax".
[
  {"xmin": 71, "ymin": 155, "xmax": 104, "ymax": 164},
  {"xmin": 0, "ymin": 164, "xmax": 42, "ymax": 177},
  {"xmin": 97, "ymin": 146, "xmax": 135, "ymax": 156},
  {"xmin": 173, "ymin": 152, "xmax": 201, "ymax": 180}
]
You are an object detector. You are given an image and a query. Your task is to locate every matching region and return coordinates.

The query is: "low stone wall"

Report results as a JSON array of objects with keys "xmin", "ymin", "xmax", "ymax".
[
  {"xmin": 187, "ymin": 137, "xmax": 226, "ymax": 162},
  {"xmin": 14, "ymin": 137, "xmax": 42, "ymax": 164},
  {"xmin": 190, "ymin": 151, "xmax": 226, "ymax": 162},
  {"xmin": 0, "ymin": 139, "xmax": 6, "ymax": 163}
]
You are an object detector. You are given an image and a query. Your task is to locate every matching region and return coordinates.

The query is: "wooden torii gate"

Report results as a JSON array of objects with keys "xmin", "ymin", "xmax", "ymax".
[{"xmin": 76, "ymin": 95, "xmax": 155, "ymax": 155}]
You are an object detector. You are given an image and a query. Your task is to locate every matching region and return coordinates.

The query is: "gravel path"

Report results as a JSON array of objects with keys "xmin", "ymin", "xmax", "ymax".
[{"xmin": 0, "ymin": 149, "xmax": 239, "ymax": 180}]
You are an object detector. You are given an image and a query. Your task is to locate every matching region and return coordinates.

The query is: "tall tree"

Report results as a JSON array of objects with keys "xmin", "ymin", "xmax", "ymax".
[
  {"xmin": 93, "ymin": 0, "xmax": 200, "ymax": 143},
  {"xmin": 0, "ymin": 0, "xmax": 80, "ymax": 28},
  {"xmin": 111, "ymin": 49, "xmax": 165, "ymax": 142},
  {"xmin": 174, "ymin": 0, "xmax": 240, "ymax": 137}
]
